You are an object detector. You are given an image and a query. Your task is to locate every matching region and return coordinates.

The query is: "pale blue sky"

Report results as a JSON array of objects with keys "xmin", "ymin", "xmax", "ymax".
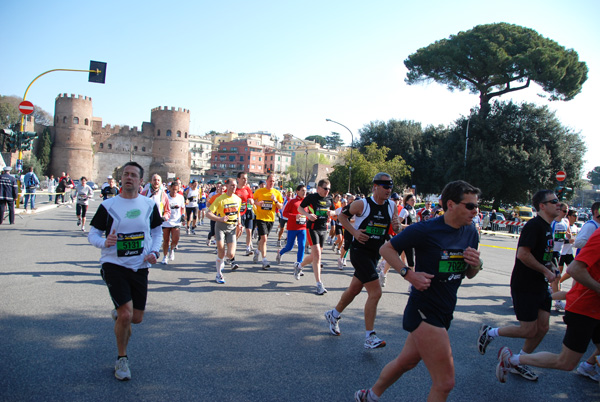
[{"xmin": 1, "ymin": 0, "xmax": 598, "ymax": 174}]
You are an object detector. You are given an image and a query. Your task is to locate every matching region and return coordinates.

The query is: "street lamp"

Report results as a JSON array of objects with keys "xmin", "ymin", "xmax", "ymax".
[{"xmin": 326, "ymin": 118, "xmax": 353, "ymax": 193}]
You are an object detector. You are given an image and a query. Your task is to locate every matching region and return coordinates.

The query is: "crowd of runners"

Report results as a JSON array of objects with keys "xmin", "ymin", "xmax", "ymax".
[{"xmin": 82, "ymin": 162, "xmax": 600, "ymax": 402}]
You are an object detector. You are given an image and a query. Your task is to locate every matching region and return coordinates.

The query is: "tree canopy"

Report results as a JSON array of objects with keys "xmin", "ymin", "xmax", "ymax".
[
  {"xmin": 404, "ymin": 23, "xmax": 588, "ymax": 116},
  {"xmin": 325, "ymin": 132, "xmax": 345, "ymax": 149},
  {"xmin": 588, "ymin": 166, "xmax": 600, "ymax": 186},
  {"xmin": 0, "ymin": 95, "xmax": 52, "ymax": 127},
  {"xmin": 327, "ymin": 143, "xmax": 411, "ymax": 194},
  {"xmin": 304, "ymin": 135, "xmax": 326, "ymax": 147}
]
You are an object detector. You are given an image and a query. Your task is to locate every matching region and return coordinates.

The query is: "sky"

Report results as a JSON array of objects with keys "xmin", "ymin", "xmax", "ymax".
[{"xmin": 1, "ymin": 0, "xmax": 598, "ymax": 175}]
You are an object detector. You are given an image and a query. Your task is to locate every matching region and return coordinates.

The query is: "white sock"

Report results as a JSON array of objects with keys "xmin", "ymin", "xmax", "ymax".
[
  {"xmin": 263, "ymin": 257, "xmax": 268, "ymax": 263},
  {"xmin": 582, "ymin": 361, "xmax": 594, "ymax": 369},
  {"xmin": 366, "ymin": 330, "xmax": 374, "ymax": 338},
  {"xmin": 367, "ymin": 389, "xmax": 379, "ymax": 401},
  {"xmin": 488, "ymin": 327, "xmax": 500, "ymax": 338},
  {"xmin": 509, "ymin": 354, "xmax": 521, "ymax": 366},
  {"xmin": 332, "ymin": 308, "xmax": 341, "ymax": 319},
  {"xmin": 216, "ymin": 258, "xmax": 223, "ymax": 276}
]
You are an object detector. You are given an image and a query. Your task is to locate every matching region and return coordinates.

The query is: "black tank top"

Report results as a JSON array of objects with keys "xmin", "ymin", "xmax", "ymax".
[{"xmin": 352, "ymin": 197, "xmax": 392, "ymax": 252}]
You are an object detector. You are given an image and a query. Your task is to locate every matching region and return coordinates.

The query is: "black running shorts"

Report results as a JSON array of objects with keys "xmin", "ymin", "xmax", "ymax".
[
  {"xmin": 403, "ymin": 299, "xmax": 452, "ymax": 332},
  {"xmin": 562, "ymin": 311, "xmax": 600, "ymax": 354},
  {"xmin": 308, "ymin": 229, "xmax": 327, "ymax": 248},
  {"xmin": 350, "ymin": 247, "xmax": 379, "ymax": 284},
  {"xmin": 101, "ymin": 263, "xmax": 149, "ymax": 311},
  {"xmin": 256, "ymin": 220, "xmax": 273, "ymax": 237},
  {"xmin": 511, "ymin": 288, "xmax": 552, "ymax": 322}
]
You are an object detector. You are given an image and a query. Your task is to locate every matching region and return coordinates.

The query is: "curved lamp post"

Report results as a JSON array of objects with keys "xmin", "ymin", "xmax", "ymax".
[{"xmin": 325, "ymin": 118, "xmax": 353, "ymax": 193}]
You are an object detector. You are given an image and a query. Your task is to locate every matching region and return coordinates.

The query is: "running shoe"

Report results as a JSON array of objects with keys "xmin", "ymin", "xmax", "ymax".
[
  {"xmin": 477, "ymin": 324, "xmax": 493, "ymax": 355},
  {"xmin": 77, "ymin": 218, "xmax": 81, "ymax": 226},
  {"xmin": 114, "ymin": 357, "xmax": 131, "ymax": 381},
  {"xmin": 253, "ymin": 252, "xmax": 259, "ymax": 263},
  {"xmin": 324, "ymin": 309, "xmax": 341, "ymax": 336},
  {"xmin": 276, "ymin": 251, "xmax": 282, "ymax": 264},
  {"xmin": 495, "ymin": 346, "xmax": 513, "ymax": 383},
  {"xmin": 316, "ymin": 283, "xmax": 327, "ymax": 295},
  {"xmin": 262, "ymin": 260, "xmax": 270, "ymax": 270},
  {"xmin": 576, "ymin": 362, "xmax": 600, "ymax": 381},
  {"xmin": 364, "ymin": 332, "xmax": 386, "ymax": 349},
  {"xmin": 81, "ymin": 226, "xmax": 85, "ymax": 232},
  {"xmin": 337, "ymin": 258, "xmax": 343, "ymax": 270},
  {"xmin": 276, "ymin": 240, "xmax": 282, "ymax": 248},
  {"xmin": 354, "ymin": 389, "xmax": 377, "ymax": 402},
  {"xmin": 380, "ymin": 274, "xmax": 387, "ymax": 288},
  {"xmin": 510, "ymin": 364, "xmax": 538, "ymax": 381},
  {"xmin": 215, "ymin": 275, "xmax": 225, "ymax": 284},
  {"xmin": 230, "ymin": 261, "xmax": 239, "ymax": 271},
  {"xmin": 186, "ymin": 227, "xmax": 190, "ymax": 235},
  {"xmin": 161, "ymin": 256, "xmax": 168, "ymax": 265},
  {"xmin": 293, "ymin": 262, "xmax": 302, "ymax": 280},
  {"xmin": 191, "ymin": 229, "xmax": 196, "ymax": 235},
  {"xmin": 342, "ymin": 258, "xmax": 347, "ymax": 267},
  {"xmin": 336, "ymin": 248, "xmax": 340, "ymax": 255},
  {"xmin": 245, "ymin": 249, "xmax": 253, "ymax": 256},
  {"xmin": 169, "ymin": 250, "xmax": 175, "ymax": 261},
  {"xmin": 111, "ymin": 309, "xmax": 118, "ymax": 322},
  {"xmin": 331, "ymin": 243, "xmax": 337, "ymax": 251},
  {"xmin": 206, "ymin": 238, "xmax": 211, "ymax": 246}
]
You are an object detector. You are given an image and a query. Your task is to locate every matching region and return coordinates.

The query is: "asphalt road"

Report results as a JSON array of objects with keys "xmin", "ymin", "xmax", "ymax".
[{"xmin": 1, "ymin": 202, "xmax": 598, "ymax": 401}]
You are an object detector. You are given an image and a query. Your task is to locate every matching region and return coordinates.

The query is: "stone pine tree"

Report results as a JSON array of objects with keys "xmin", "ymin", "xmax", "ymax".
[{"xmin": 404, "ymin": 23, "xmax": 588, "ymax": 117}]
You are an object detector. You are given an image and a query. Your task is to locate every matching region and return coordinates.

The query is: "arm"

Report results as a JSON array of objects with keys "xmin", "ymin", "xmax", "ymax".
[
  {"xmin": 337, "ymin": 200, "xmax": 369, "ymax": 244},
  {"xmin": 567, "ymin": 260, "xmax": 600, "ymax": 293},
  {"xmin": 391, "ymin": 204, "xmax": 401, "ymax": 234},
  {"xmin": 463, "ymin": 246, "xmax": 482, "ymax": 279},
  {"xmin": 573, "ymin": 223, "xmax": 593, "ymax": 249},
  {"xmin": 517, "ymin": 246, "xmax": 555, "ymax": 282},
  {"xmin": 379, "ymin": 241, "xmax": 434, "ymax": 290}
]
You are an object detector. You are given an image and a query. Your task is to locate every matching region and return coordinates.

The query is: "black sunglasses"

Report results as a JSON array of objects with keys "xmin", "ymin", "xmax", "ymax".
[
  {"xmin": 459, "ymin": 202, "xmax": 478, "ymax": 210},
  {"xmin": 542, "ymin": 198, "xmax": 560, "ymax": 205},
  {"xmin": 321, "ymin": 187, "xmax": 331, "ymax": 191}
]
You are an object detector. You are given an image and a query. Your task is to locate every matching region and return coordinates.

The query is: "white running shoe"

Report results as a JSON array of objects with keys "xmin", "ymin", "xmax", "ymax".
[
  {"xmin": 161, "ymin": 256, "xmax": 168, "ymax": 265},
  {"xmin": 169, "ymin": 250, "xmax": 175, "ymax": 261},
  {"xmin": 576, "ymin": 362, "xmax": 600, "ymax": 381},
  {"xmin": 337, "ymin": 258, "xmax": 344, "ymax": 270},
  {"xmin": 496, "ymin": 346, "xmax": 513, "ymax": 383},
  {"xmin": 253, "ymin": 252, "xmax": 259, "ymax": 263},
  {"xmin": 324, "ymin": 309, "xmax": 341, "ymax": 336},
  {"xmin": 276, "ymin": 251, "xmax": 282, "ymax": 264},
  {"xmin": 262, "ymin": 260, "xmax": 270, "ymax": 270},
  {"xmin": 316, "ymin": 282, "xmax": 327, "ymax": 295},
  {"xmin": 364, "ymin": 332, "xmax": 386, "ymax": 349},
  {"xmin": 114, "ymin": 357, "xmax": 131, "ymax": 381},
  {"xmin": 215, "ymin": 275, "xmax": 225, "ymax": 284},
  {"xmin": 293, "ymin": 262, "xmax": 302, "ymax": 280},
  {"xmin": 554, "ymin": 300, "xmax": 566, "ymax": 311}
]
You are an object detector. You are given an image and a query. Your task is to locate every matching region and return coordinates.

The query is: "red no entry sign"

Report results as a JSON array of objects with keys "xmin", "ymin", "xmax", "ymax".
[
  {"xmin": 19, "ymin": 101, "xmax": 34, "ymax": 115},
  {"xmin": 556, "ymin": 171, "xmax": 567, "ymax": 181}
]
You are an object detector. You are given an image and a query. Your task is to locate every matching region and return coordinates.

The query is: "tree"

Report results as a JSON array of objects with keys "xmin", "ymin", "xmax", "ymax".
[
  {"xmin": 357, "ymin": 119, "xmax": 448, "ymax": 195},
  {"xmin": 447, "ymin": 101, "xmax": 587, "ymax": 209},
  {"xmin": 0, "ymin": 101, "xmax": 19, "ymax": 128},
  {"xmin": 405, "ymin": 23, "xmax": 588, "ymax": 117},
  {"xmin": 325, "ymin": 132, "xmax": 345, "ymax": 149},
  {"xmin": 287, "ymin": 152, "xmax": 320, "ymax": 186},
  {"xmin": 35, "ymin": 128, "xmax": 53, "ymax": 175},
  {"xmin": 328, "ymin": 143, "xmax": 411, "ymax": 194},
  {"xmin": 304, "ymin": 135, "xmax": 326, "ymax": 147},
  {"xmin": 0, "ymin": 95, "xmax": 53, "ymax": 126},
  {"xmin": 588, "ymin": 166, "xmax": 600, "ymax": 186}
]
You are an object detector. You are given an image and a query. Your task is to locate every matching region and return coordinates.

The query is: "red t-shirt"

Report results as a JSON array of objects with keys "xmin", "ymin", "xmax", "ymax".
[
  {"xmin": 566, "ymin": 228, "xmax": 600, "ymax": 319},
  {"xmin": 282, "ymin": 196, "xmax": 307, "ymax": 231},
  {"xmin": 235, "ymin": 185, "xmax": 253, "ymax": 215}
]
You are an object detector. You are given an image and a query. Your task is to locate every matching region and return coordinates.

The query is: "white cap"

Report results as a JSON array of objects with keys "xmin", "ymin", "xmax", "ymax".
[
  {"xmin": 3, "ymin": 166, "xmax": 12, "ymax": 172},
  {"xmin": 107, "ymin": 175, "xmax": 113, "ymax": 179}
]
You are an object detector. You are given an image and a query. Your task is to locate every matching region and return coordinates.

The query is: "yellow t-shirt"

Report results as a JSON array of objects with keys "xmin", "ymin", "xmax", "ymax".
[
  {"xmin": 253, "ymin": 187, "xmax": 283, "ymax": 222},
  {"xmin": 209, "ymin": 193, "xmax": 242, "ymax": 225}
]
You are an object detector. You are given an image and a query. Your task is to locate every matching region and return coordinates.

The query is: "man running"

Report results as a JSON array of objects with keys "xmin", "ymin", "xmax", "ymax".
[
  {"xmin": 355, "ymin": 180, "xmax": 482, "ymax": 402},
  {"xmin": 252, "ymin": 174, "xmax": 283, "ymax": 269},
  {"xmin": 325, "ymin": 173, "xmax": 400, "ymax": 348},
  {"xmin": 477, "ymin": 190, "xmax": 561, "ymax": 381},
  {"xmin": 298, "ymin": 179, "xmax": 335, "ymax": 295},
  {"xmin": 87, "ymin": 161, "xmax": 163, "ymax": 381},
  {"xmin": 206, "ymin": 178, "xmax": 242, "ymax": 283},
  {"xmin": 235, "ymin": 172, "xmax": 255, "ymax": 256},
  {"xmin": 275, "ymin": 185, "xmax": 307, "ymax": 276}
]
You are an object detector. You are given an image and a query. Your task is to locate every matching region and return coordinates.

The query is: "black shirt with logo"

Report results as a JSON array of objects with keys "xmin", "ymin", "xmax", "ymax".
[{"xmin": 300, "ymin": 193, "xmax": 333, "ymax": 231}]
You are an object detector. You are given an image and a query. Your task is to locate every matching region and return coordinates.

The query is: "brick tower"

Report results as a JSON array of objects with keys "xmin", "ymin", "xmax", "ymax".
[
  {"xmin": 149, "ymin": 106, "xmax": 191, "ymax": 184},
  {"xmin": 50, "ymin": 94, "xmax": 94, "ymax": 179}
]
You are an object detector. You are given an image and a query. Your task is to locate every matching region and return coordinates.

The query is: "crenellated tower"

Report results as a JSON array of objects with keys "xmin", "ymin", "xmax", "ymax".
[
  {"xmin": 50, "ymin": 94, "xmax": 94, "ymax": 179},
  {"xmin": 149, "ymin": 106, "xmax": 191, "ymax": 184}
]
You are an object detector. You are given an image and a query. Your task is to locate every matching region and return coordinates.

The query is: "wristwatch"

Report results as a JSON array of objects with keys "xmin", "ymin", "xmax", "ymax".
[
  {"xmin": 400, "ymin": 267, "xmax": 410, "ymax": 277},
  {"xmin": 152, "ymin": 251, "xmax": 160, "ymax": 259}
]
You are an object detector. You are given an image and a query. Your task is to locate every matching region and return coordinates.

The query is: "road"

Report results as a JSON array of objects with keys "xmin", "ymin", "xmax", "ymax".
[{"xmin": 0, "ymin": 202, "xmax": 598, "ymax": 401}]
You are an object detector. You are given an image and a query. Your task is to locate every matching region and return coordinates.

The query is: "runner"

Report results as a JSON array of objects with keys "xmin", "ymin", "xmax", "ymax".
[
  {"xmin": 252, "ymin": 174, "xmax": 283, "ymax": 269},
  {"xmin": 75, "ymin": 177, "xmax": 94, "ymax": 231},
  {"xmin": 297, "ymin": 179, "xmax": 336, "ymax": 295},
  {"xmin": 354, "ymin": 180, "xmax": 482, "ymax": 401},
  {"xmin": 87, "ymin": 161, "xmax": 163, "ymax": 381},
  {"xmin": 184, "ymin": 180, "xmax": 200, "ymax": 235},
  {"xmin": 206, "ymin": 178, "xmax": 242, "ymax": 283},
  {"xmin": 275, "ymin": 185, "xmax": 307, "ymax": 277},
  {"xmin": 477, "ymin": 190, "xmax": 561, "ymax": 382},
  {"xmin": 161, "ymin": 181, "xmax": 185, "ymax": 264},
  {"xmin": 325, "ymin": 173, "xmax": 400, "ymax": 348},
  {"xmin": 235, "ymin": 172, "xmax": 255, "ymax": 256}
]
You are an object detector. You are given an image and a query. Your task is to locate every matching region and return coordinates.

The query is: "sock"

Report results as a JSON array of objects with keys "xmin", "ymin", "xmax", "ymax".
[
  {"xmin": 366, "ymin": 330, "xmax": 375, "ymax": 338},
  {"xmin": 216, "ymin": 258, "xmax": 223, "ymax": 275},
  {"xmin": 263, "ymin": 257, "xmax": 268, "ymax": 263},
  {"xmin": 367, "ymin": 389, "xmax": 379, "ymax": 401},
  {"xmin": 332, "ymin": 308, "xmax": 341, "ymax": 319},
  {"xmin": 488, "ymin": 327, "xmax": 500, "ymax": 338},
  {"xmin": 509, "ymin": 354, "xmax": 520, "ymax": 366},
  {"xmin": 520, "ymin": 349, "xmax": 528, "ymax": 355},
  {"xmin": 230, "ymin": 257, "xmax": 235, "ymax": 263},
  {"xmin": 582, "ymin": 361, "xmax": 594, "ymax": 369}
]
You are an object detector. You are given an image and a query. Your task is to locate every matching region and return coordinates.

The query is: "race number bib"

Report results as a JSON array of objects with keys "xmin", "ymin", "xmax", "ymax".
[
  {"xmin": 117, "ymin": 232, "xmax": 144, "ymax": 257},
  {"xmin": 262, "ymin": 201, "xmax": 273, "ymax": 211},
  {"xmin": 296, "ymin": 215, "xmax": 307, "ymax": 225},
  {"xmin": 365, "ymin": 222, "xmax": 387, "ymax": 236},
  {"xmin": 439, "ymin": 249, "xmax": 467, "ymax": 273}
]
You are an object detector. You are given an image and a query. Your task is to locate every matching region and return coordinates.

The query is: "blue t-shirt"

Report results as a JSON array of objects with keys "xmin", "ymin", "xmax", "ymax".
[{"xmin": 390, "ymin": 216, "xmax": 479, "ymax": 316}]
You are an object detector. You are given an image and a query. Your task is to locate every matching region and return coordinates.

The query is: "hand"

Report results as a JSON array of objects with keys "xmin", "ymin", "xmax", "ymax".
[
  {"xmin": 271, "ymin": 194, "xmax": 276, "ymax": 201},
  {"xmin": 105, "ymin": 229, "xmax": 117, "ymax": 248},
  {"xmin": 144, "ymin": 252, "xmax": 158, "ymax": 264},
  {"xmin": 407, "ymin": 271, "xmax": 435, "ymax": 291},
  {"xmin": 353, "ymin": 228, "xmax": 369, "ymax": 244},
  {"xmin": 544, "ymin": 269, "xmax": 556, "ymax": 282},
  {"xmin": 221, "ymin": 216, "xmax": 229, "ymax": 223},
  {"xmin": 463, "ymin": 246, "xmax": 481, "ymax": 267},
  {"xmin": 256, "ymin": 201, "xmax": 264, "ymax": 207},
  {"xmin": 308, "ymin": 214, "xmax": 317, "ymax": 222}
]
